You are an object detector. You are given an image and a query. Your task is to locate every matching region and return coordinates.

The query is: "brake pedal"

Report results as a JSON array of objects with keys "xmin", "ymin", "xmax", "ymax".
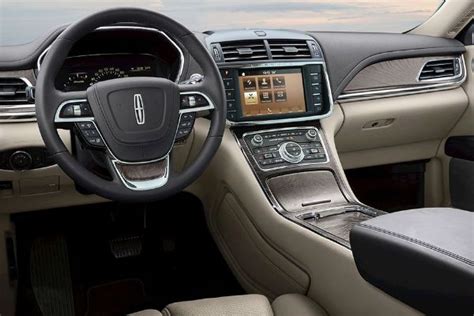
[{"xmin": 109, "ymin": 235, "xmax": 143, "ymax": 259}]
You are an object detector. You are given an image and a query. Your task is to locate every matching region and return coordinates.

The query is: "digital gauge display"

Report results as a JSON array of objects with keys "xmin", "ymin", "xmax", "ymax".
[{"xmin": 56, "ymin": 54, "xmax": 159, "ymax": 91}]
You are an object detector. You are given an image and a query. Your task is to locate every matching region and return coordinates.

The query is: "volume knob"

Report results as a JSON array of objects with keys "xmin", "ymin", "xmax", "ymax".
[
  {"xmin": 279, "ymin": 142, "xmax": 304, "ymax": 164},
  {"xmin": 9, "ymin": 151, "xmax": 32, "ymax": 171},
  {"xmin": 251, "ymin": 134, "xmax": 264, "ymax": 147},
  {"xmin": 306, "ymin": 129, "xmax": 318, "ymax": 141}
]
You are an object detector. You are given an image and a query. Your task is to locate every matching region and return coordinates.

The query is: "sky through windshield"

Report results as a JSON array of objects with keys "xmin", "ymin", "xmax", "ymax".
[{"xmin": 0, "ymin": 0, "xmax": 442, "ymax": 46}]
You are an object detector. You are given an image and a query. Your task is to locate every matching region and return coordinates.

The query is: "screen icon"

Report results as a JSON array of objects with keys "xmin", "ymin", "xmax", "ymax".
[
  {"xmin": 259, "ymin": 91, "xmax": 273, "ymax": 103},
  {"xmin": 258, "ymin": 77, "xmax": 271, "ymax": 89},
  {"xmin": 244, "ymin": 91, "xmax": 258, "ymax": 105},
  {"xmin": 272, "ymin": 76, "xmax": 286, "ymax": 88},
  {"xmin": 243, "ymin": 78, "xmax": 256, "ymax": 90},
  {"xmin": 274, "ymin": 90, "xmax": 287, "ymax": 102}
]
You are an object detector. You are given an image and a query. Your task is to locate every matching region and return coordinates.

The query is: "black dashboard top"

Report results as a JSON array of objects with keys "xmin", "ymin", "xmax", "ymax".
[{"xmin": 0, "ymin": 25, "xmax": 466, "ymax": 101}]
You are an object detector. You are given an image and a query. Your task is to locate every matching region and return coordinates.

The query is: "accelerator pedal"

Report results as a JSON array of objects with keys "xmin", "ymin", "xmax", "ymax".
[{"xmin": 109, "ymin": 235, "xmax": 143, "ymax": 259}]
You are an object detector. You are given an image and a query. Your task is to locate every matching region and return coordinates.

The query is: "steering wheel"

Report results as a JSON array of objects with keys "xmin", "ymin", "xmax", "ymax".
[{"xmin": 35, "ymin": 8, "xmax": 226, "ymax": 202}]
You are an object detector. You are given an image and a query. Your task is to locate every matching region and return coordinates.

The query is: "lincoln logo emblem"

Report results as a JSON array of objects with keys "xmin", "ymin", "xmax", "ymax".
[{"xmin": 133, "ymin": 94, "xmax": 145, "ymax": 125}]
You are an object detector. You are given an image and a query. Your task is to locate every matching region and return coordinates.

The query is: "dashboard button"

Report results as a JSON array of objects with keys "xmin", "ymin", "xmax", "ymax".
[
  {"xmin": 223, "ymin": 79, "xmax": 234, "ymax": 89},
  {"xmin": 225, "ymin": 90, "xmax": 236, "ymax": 100},
  {"xmin": 227, "ymin": 111, "xmax": 237, "ymax": 120}
]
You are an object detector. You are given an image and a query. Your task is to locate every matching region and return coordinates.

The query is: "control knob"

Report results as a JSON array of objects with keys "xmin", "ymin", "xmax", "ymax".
[
  {"xmin": 306, "ymin": 129, "xmax": 319, "ymax": 141},
  {"xmin": 279, "ymin": 142, "xmax": 304, "ymax": 164},
  {"xmin": 9, "ymin": 151, "xmax": 32, "ymax": 170},
  {"xmin": 251, "ymin": 134, "xmax": 264, "ymax": 147}
]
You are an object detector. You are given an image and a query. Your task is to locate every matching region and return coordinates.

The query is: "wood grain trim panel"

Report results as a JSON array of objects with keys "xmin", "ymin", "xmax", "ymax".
[{"xmin": 343, "ymin": 56, "xmax": 459, "ymax": 92}]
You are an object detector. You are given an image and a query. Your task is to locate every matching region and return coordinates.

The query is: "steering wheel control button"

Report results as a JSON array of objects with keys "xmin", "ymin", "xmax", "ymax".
[
  {"xmin": 176, "ymin": 113, "xmax": 196, "ymax": 141},
  {"xmin": 180, "ymin": 94, "xmax": 209, "ymax": 109},
  {"xmin": 76, "ymin": 122, "xmax": 105, "ymax": 148},
  {"xmin": 60, "ymin": 101, "xmax": 93, "ymax": 118},
  {"xmin": 9, "ymin": 151, "xmax": 33, "ymax": 171},
  {"xmin": 244, "ymin": 128, "xmax": 327, "ymax": 170}
]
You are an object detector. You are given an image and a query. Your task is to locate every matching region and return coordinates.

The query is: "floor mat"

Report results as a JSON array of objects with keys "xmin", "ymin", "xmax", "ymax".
[
  {"xmin": 30, "ymin": 235, "xmax": 75, "ymax": 316},
  {"xmin": 86, "ymin": 279, "xmax": 146, "ymax": 316},
  {"xmin": 13, "ymin": 192, "xmax": 244, "ymax": 316}
]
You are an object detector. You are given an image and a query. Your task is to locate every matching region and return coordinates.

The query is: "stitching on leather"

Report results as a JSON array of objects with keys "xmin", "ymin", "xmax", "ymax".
[
  {"xmin": 162, "ymin": 307, "xmax": 171, "ymax": 316},
  {"xmin": 359, "ymin": 223, "xmax": 474, "ymax": 266}
]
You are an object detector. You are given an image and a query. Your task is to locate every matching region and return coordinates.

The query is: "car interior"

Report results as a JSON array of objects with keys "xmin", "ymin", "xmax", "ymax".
[{"xmin": 0, "ymin": 1, "xmax": 473, "ymax": 316}]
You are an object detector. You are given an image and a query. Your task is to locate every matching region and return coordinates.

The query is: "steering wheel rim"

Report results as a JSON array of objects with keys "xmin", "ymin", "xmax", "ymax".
[{"xmin": 35, "ymin": 8, "xmax": 226, "ymax": 202}]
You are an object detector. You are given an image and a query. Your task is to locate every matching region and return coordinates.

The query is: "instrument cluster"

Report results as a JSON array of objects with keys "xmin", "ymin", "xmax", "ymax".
[{"xmin": 56, "ymin": 54, "xmax": 162, "ymax": 91}]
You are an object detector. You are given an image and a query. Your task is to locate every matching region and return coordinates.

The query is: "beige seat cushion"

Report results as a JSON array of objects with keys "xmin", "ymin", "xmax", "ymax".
[
  {"xmin": 272, "ymin": 294, "xmax": 328, "ymax": 316},
  {"xmin": 162, "ymin": 294, "xmax": 273, "ymax": 316},
  {"xmin": 128, "ymin": 309, "xmax": 163, "ymax": 316},
  {"xmin": 131, "ymin": 293, "xmax": 328, "ymax": 316}
]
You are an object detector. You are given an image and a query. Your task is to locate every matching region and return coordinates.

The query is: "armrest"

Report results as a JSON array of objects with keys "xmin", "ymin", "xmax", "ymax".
[{"xmin": 350, "ymin": 208, "xmax": 474, "ymax": 316}]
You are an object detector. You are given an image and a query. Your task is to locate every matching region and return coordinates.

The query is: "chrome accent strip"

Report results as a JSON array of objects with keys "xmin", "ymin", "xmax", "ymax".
[
  {"xmin": 224, "ymin": 61, "xmax": 334, "ymax": 126},
  {"xmin": 54, "ymin": 99, "xmax": 93, "ymax": 123},
  {"xmin": 338, "ymin": 55, "xmax": 467, "ymax": 102},
  {"xmin": 241, "ymin": 126, "xmax": 329, "ymax": 172},
  {"xmin": 179, "ymin": 91, "xmax": 215, "ymax": 114},
  {"xmin": 37, "ymin": 26, "xmax": 185, "ymax": 83}
]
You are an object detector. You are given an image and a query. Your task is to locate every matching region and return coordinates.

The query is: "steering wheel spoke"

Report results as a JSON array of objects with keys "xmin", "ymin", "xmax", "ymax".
[{"xmin": 107, "ymin": 154, "xmax": 170, "ymax": 191}]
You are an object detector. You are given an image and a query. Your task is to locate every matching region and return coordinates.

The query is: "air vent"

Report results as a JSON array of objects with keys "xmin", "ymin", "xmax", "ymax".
[
  {"xmin": 268, "ymin": 39, "xmax": 311, "ymax": 60},
  {"xmin": 418, "ymin": 58, "xmax": 461, "ymax": 81},
  {"xmin": 0, "ymin": 78, "xmax": 35, "ymax": 121},
  {"xmin": 219, "ymin": 40, "xmax": 268, "ymax": 62}
]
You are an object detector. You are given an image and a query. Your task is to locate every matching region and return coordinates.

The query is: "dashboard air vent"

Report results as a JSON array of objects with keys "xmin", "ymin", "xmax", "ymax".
[
  {"xmin": 0, "ymin": 78, "xmax": 35, "ymax": 121},
  {"xmin": 418, "ymin": 58, "xmax": 460, "ymax": 81},
  {"xmin": 219, "ymin": 40, "xmax": 268, "ymax": 62},
  {"xmin": 268, "ymin": 39, "xmax": 311, "ymax": 59}
]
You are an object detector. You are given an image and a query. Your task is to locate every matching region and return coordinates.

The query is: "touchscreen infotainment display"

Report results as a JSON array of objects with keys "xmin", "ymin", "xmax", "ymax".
[{"xmin": 238, "ymin": 68, "xmax": 306, "ymax": 117}]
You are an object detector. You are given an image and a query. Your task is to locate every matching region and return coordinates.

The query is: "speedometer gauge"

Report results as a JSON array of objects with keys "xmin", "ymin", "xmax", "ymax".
[
  {"xmin": 90, "ymin": 67, "xmax": 127, "ymax": 84},
  {"xmin": 64, "ymin": 72, "xmax": 89, "ymax": 90}
]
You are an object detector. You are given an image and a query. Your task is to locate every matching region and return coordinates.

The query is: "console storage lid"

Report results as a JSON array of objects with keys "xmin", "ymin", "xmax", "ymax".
[{"xmin": 350, "ymin": 208, "xmax": 474, "ymax": 315}]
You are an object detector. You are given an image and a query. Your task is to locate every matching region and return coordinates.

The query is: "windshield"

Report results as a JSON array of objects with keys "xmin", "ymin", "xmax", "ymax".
[{"xmin": 0, "ymin": 0, "xmax": 443, "ymax": 46}]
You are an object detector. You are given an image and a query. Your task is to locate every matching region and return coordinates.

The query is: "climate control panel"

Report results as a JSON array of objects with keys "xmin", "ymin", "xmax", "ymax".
[{"xmin": 243, "ymin": 127, "xmax": 327, "ymax": 170}]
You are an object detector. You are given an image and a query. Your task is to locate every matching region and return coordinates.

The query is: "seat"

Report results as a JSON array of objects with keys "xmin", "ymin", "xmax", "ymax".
[{"xmin": 130, "ymin": 293, "xmax": 328, "ymax": 316}]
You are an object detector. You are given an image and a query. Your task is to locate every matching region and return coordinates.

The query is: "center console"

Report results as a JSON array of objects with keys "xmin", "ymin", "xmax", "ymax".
[{"xmin": 207, "ymin": 30, "xmax": 383, "ymax": 248}]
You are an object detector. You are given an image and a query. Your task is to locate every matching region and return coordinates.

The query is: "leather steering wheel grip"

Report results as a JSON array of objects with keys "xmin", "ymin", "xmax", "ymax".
[{"xmin": 35, "ymin": 8, "xmax": 226, "ymax": 202}]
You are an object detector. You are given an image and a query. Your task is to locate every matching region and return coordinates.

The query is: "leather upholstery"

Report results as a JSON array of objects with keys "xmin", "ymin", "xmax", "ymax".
[
  {"xmin": 350, "ymin": 207, "xmax": 474, "ymax": 315},
  {"xmin": 162, "ymin": 294, "xmax": 273, "ymax": 316},
  {"xmin": 130, "ymin": 293, "xmax": 327, "ymax": 316},
  {"xmin": 129, "ymin": 309, "xmax": 163, "ymax": 316},
  {"xmin": 272, "ymin": 294, "xmax": 328, "ymax": 316}
]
